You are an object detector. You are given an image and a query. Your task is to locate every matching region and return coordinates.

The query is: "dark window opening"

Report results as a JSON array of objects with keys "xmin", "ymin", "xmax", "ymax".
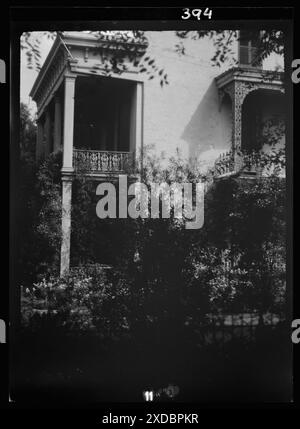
[
  {"xmin": 74, "ymin": 76, "xmax": 135, "ymax": 152},
  {"xmin": 241, "ymin": 90, "xmax": 285, "ymax": 152}
]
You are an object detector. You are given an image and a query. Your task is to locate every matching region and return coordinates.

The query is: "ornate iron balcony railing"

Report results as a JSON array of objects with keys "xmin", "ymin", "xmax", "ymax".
[
  {"xmin": 73, "ymin": 149, "xmax": 133, "ymax": 173},
  {"xmin": 214, "ymin": 151, "xmax": 235, "ymax": 177},
  {"xmin": 213, "ymin": 150, "xmax": 262, "ymax": 178}
]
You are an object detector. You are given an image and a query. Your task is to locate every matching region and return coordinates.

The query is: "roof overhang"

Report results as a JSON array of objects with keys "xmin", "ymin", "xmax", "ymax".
[
  {"xmin": 29, "ymin": 35, "xmax": 66, "ymax": 101},
  {"xmin": 215, "ymin": 66, "xmax": 284, "ymax": 90},
  {"xmin": 29, "ymin": 31, "xmax": 148, "ymax": 103}
]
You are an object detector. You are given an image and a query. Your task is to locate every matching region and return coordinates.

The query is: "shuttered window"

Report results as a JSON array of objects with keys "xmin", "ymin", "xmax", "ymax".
[{"xmin": 239, "ymin": 30, "xmax": 262, "ymax": 68}]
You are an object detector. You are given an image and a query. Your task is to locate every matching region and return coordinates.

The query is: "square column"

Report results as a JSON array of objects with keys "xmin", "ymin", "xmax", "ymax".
[
  {"xmin": 60, "ymin": 176, "xmax": 73, "ymax": 276},
  {"xmin": 62, "ymin": 74, "xmax": 76, "ymax": 174},
  {"xmin": 36, "ymin": 119, "xmax": 44, "ymax": 162},
  {"xmin": 220, "ymin": 82, "xmax": 243, "ymax": 170},
  {"xmin": 60, "ymin": 74, "xmax": 76, "ymax": 276},
  {"xmin": 44, "ymin": 109, "xmax": 51, "ymax": 157},
  {"xmin": 232, "ymin": 88, "xmax": 243, "ymax": 170},
  {"xmin": 130, "ymin": 82, "xmax": 143, "ymax": 171},
  {"xmin": 54, "ymin": 94, "xmax": 62, "ymax": 152}
]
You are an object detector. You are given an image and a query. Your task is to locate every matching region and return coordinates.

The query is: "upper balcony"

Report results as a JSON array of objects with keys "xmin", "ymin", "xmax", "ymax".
[
  {"xmin": 69, "ymin": 75, "xmax": 140, "ymax": 177},
  {"xmin": 212, "ymin": 65, "xmax": 285, "ymax": 180},
  {"xmin": 30, "ymin": 32, "xmax": 144, "ymax": 177}
]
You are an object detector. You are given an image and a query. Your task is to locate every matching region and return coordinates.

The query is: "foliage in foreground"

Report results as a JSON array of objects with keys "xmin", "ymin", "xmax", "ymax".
[
  {"xmin": 19, "ymin": 111, "xmax": 287, "ymax": 339},
  {"xmin": 21, "ymin": 168, "xmax": 286, "ymax": 341}
]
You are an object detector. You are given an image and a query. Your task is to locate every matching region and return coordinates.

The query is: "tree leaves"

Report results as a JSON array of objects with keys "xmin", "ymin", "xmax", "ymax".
[
  {"xmin": 21, "ymin": 31, "xmax": 56, "ymax": 71},
  {"xmin": 21, "ymin": 29, "xmax": 284, "ymax": 84}
]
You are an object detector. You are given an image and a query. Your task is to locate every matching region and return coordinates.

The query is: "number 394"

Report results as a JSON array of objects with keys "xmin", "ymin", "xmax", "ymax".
[{"xmin": 181, "ymin": 8, "xmax": 212, "ymax": 20}]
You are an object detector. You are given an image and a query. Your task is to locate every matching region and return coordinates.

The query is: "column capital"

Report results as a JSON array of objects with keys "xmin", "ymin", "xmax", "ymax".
[{"xmin": 64, "ymin": 72, "xmax": 77, "ymax": 81}]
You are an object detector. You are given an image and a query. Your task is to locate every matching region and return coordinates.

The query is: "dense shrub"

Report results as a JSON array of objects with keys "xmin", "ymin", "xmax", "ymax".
[
  {"xmin": 21, "ymin": 265, "xmax": 131, "ymax": 340},
  {"xmin": 18, "ymin": 150, "xmax": 63, "ymax": 284}
]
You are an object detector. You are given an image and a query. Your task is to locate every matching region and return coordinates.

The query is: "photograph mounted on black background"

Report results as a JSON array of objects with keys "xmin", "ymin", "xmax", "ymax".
[{"xmin": 8, "ymin": 6, "xmax": 295, "ymax": 406}]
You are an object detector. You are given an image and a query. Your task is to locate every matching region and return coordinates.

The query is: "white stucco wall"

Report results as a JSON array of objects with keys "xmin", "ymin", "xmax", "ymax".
[{"xmin": 141, "ymin": 32, "xmax": 238, "ymax": 169}]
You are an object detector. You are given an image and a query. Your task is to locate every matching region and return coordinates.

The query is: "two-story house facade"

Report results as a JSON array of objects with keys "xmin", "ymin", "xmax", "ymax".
[{"xmin": 29, "ymin": 30, "xmax": 286, "ymax": 276}]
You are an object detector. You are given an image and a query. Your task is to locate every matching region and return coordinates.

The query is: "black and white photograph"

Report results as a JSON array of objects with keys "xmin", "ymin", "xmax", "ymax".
[{"xmin": 6, "ymin": 6, "xmax": 296, "ymax": 409}]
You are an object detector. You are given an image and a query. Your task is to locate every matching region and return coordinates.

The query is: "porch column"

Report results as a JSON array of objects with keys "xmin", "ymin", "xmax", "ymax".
[
  {"xmin": 44, "ymin": 108, "xmax": 51, "ymax": 157},
  {"xmin": 36, "ymin": 119, "xmax": 44, "ymax": 162},
  {"xmin": 60, "ymin": 176, "xmax": 73, "ymax": 277},
  {"xmin": 132, "ymin": 82, "xmax": 143, "ymax": 170},
  {"xmin": 62, "ymin": 74, "xmax": 76, "ymax": 173},
  {"xmin": 232, "ymin": 83, "xmax": 243, "ymax": 170},
  {"xmin": 60, "ymin": 74, "xmax": 76, "ymax": 276},
  {"xmin": 54, "ymin": 94, "xmax": 62, "ymax": 152}
]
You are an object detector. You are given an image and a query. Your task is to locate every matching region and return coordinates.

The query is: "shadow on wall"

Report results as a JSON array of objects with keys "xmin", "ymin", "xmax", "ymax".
[{"xmin": 182, "ymin": 80, "xmax": 232, "ymax": 169}]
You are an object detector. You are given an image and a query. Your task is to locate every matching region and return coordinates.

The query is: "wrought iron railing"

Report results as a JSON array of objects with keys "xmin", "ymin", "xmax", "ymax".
[
  {"xmin": 214, "ymin": 151, "xmax": 235, "ymax": 177},
  {"xmin": 213, "ymin": 150, "xmax": 262, "ymax": 178},
  {"xmin": 73, "ymin": 149, "xmax": 133, "ymax": 173},
  {"xmin": 241, "ymin": 152, "xmax": 262, "ymax": 173}
]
